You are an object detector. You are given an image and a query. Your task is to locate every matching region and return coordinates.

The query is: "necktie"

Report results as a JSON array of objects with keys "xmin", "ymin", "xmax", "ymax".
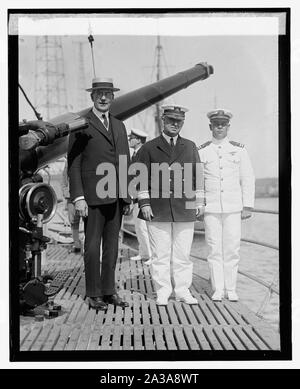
[
  {"xmin": 170, "ymin": 137, "xmax": 175, "ymax": 147},
  {"xmin": 102, "ymin": 114, "xmax": 108, "ymax": 129}
]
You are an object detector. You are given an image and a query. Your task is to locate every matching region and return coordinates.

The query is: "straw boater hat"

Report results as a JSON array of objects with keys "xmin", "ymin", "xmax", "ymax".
[{"xmin": 86, "ymin": 77, "xmax": 120, "ymax": 92}]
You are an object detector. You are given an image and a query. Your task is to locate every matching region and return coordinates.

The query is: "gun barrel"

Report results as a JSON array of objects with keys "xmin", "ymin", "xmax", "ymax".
[
  {"xmin": 23, "ymin": 62, "xmax": 213, "ymax": 172},
  {"xmin": 110, "ymin": 62, "xmax": 213, "ymax": 120}
]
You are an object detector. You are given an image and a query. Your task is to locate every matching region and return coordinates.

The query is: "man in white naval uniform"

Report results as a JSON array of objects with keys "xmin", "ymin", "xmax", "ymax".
[
  {"xmin": 128, "ymin": 128, "xmax": 152, "ymax": 263},
  {"xmin": 137, "ymin": 105, "xmax": 204, "ymax": 306},
  {"xmin": 198, "ymin": 109, "xmax": 255, "ymax": 302}
]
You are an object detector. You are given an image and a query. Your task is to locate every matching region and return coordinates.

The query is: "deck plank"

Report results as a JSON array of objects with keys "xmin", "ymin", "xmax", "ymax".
[
  {"xmin": 140, "ymin": 296, "xmax": 151, "ymax": 326},
  {"xmin": 144, "ymin": 326, "xmax": 155, "ymax": 350},
  {"xmin": 190, "ymin": 304, "xmax": 210, "ymax": 326},
  {"xmin": 242, "ymin": 325, "xmax": 270, "ymax": 351},
  {"xmin": 213, "ymin": 326, "xmax": 235, "ymax": 350},
  {"xmin": 153, "ymin": 326, "xmax": 166, "ymax": 350},
  {"xmin": 53, "ymin": 323, "xmax": 74, "ymax": 351},
  {"xmin": 197, "ymin": 298, "xmax": 219, "ymax": 325},
  {"xmin": 111, "ymin": 326, "xmax": 123, "ymax": 350},
  {"xmin": 193, "ymin": 325, "xmax": 211, "ymax": 350},
  {"xmin": 157, "ymin": 305, "xmax": 170, "ymax": 326},
  {"xmin": 148, "ymin": 299, "xmax": 161, "ymax": 325},
  {"xmin": 163, "ymin": 327, "xmax": 177, "ymax": 350},
  {"xmin": 30, "ymin": 322, "xmax": 54, "ymax": 351},
  {"xmin": 133, "ymin": 326, "xmax": 143, "ymax": 350},
  {"xmin": 202, "ymin": 326, "xmax": 223, "ymax": 350},
  {"xmin": 180, "ymin": 304, "xmax": 199, "ymax": 326},
  {"xmin": 100, "ymin": 325, "xmax": 112, "ymax": 350},
  {"xmin": 123, "ymin": 325, "xmax": 132, "ymax": 351},
  {"xmin": 222, "ymin": 325, "xmax": 247, "ymax": 350},
  {"xmin": 166, "ymin": 302, "xmax": 180, "ymax": 325},
  {"xmin": 133, "ymin": 293, "xmax": 141, "ymax": 326},
  {"xmin": 75, "ymin": 309, "xmax": 97, "ymax": 350},
  {"xmin": 20, "ymin": 324, "xmax": 43, "ymax": 351},
  {"xmin": 65, "ymin": 325, "xmax": 82, "ymax": 350},
  {"xmin": 173, "ymin": 326, "xmax": 189, "ymax": 350},
  {"xmin": 172, "ymin": 301, "xmax": 189, "ymax": 325},
  {"xmin": 231, "ymin": 325, "xmax": 258, "ymax": 351},
  {"xmin": 19, "ymin": 244, "xmax": 280, "ymax": 352},
  {"xmin": 182, "ymin": 326, "xmax": 201, "ymax": 350},
  {"xmin": 201, "ymin": 295, "xmax": 228, "ymax": 325}
]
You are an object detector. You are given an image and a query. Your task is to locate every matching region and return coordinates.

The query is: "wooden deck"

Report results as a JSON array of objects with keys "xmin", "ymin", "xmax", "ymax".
[{"xmin": 20, "ymin": 244, "xmax": 280, "ymax": 352}]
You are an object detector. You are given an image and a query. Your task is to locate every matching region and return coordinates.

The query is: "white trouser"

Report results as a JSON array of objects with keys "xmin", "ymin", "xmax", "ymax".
[
  {"xmin": 132, "ymin": 203, "xmax": 151, "ymax": 258},
  {"xmin": 147, "ymin": 221, "xmax": 194, "ymax": 298},
  {"xmin": 204, "ymin": 212, "xmax": 241, "ymax": 293}
]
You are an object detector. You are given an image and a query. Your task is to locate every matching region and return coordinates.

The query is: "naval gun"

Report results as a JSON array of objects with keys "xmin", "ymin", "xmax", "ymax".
[{"xmin": 18, "ymin": 62, "xmax": 213, "ymax": 312}]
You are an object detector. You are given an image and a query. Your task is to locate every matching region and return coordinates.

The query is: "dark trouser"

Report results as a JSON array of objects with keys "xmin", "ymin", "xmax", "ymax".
[{"xmin": 84, "ymin": 200, "xmax": 122, "ymax": 297}]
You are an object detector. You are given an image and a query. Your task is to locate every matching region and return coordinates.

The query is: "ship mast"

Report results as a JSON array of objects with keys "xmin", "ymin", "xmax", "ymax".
[{"xmin": 154, "ymin": 35, "xmax": 163, "ymax": 136}]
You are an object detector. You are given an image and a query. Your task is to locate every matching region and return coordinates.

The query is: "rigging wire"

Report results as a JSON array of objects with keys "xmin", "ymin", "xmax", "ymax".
[
  {"xmin": 18, "ymin": 83, "xmax": 43, "ymax": 120},
  {"xmin": 88, "ymin": 23, "xmax": 96, "ymax": 78}
]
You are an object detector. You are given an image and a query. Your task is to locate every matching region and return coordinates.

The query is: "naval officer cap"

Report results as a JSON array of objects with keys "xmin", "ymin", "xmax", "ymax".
[
  {"xmin": 86, "ymin": 77, "xmax": 120, "ymax": 92},
  {"xmin": 207, "ymin": 109, "xmax": 233, "ymax": 122},
  {"xmin": 130, "ymin": 128, "xmax": 148, "ymax": 139},
  {"xmin": 162, "ymin": 105, "xmax": 188, "ymax": 120}
]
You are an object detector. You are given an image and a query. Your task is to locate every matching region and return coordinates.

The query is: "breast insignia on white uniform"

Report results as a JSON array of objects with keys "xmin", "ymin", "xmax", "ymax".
[
  {"xmin": 229, "ymin": 141, "xmax": 244, "ymax": 148},
  {"xmin": 197, "ymin": 141, "xmax": 212, "ymax": 150}
]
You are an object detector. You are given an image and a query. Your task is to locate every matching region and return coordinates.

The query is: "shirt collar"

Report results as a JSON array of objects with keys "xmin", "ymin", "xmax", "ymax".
[
  {"xmin": 162, "ymin": 132, "xmax": 178, "ymax": 145},
  {"xmin": 211, "ymin": 136, "xmax": 229, "ymax": 146},
  {"xmin": 92, "ymin": 107, "xmax": 109, "ymax": 123}
]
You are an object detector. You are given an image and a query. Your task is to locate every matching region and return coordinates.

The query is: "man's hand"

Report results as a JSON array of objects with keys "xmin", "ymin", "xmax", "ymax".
[
  {"xmin": 241, "ymin": 207, "xmax": 252, "ymax": 220},
  {"xmin": 75, "ymin": 199, "xmax": 88, "ymax": 218},
  {"xmin": 141, "ymin": 205, "xmax": 154, "ymax": 221},
  {"xmin": 196, "ymin": 205, "xmax": 205, "ymax": 221},
  {"xmin": 122, "ymin": 204, "xmax": 133, "ymax": 216}
]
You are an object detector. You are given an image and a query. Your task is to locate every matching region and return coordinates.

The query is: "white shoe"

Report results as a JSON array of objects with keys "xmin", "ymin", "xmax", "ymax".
[
  {"xmin": 131, "ymin": 255, "xmax": 151, "ymax": 261},
  {"xmin": 156, "ymin": 297, "xmax": 169, "ymax": 306},
  {"xmin": 227, "ymin": 291, "xmax": 239, "ymax": 301},
  {"xmin": 176, "ymin": 294, "xmax": 198, "ymax": 305},
  {"xmin": 156, "ymin": 293, "xmax": 170, "ymax": 306},
  {"xmin": 130, "ymin": 255, "xmax": 142, "ymax": 261},
  {"xmin": 211, "ymin": 291, "xmax": 224, "ymax": 301}
]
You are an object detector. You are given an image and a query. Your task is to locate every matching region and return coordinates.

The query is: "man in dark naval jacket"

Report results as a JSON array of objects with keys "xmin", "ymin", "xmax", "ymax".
[
  {"xmin": 68, "ymin": 77, "xmax": 131, "ymax": 310},
  {"xmin": 137, "ymin": 105, "xmax": 205, "ymax": 306}
]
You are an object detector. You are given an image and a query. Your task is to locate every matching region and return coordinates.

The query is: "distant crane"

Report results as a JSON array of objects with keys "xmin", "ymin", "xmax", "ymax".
[{"xmin": 34, "ymin": 36, "xmax": 68, "ymax": 174}]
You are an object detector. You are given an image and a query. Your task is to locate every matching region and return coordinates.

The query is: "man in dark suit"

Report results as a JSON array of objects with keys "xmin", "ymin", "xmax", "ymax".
[
  {"xmin": 137, "ymin": 106, "xmax": 205, "ymax": 306},
  {"xmin": 68, "ymin": 77, "xmax": 131, "ymax": 310}
]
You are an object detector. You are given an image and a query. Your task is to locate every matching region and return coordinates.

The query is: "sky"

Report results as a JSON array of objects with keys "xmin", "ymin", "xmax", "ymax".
[{"xmin": 17, "ymin": 13, "xmax": 280, "ymax": 178}]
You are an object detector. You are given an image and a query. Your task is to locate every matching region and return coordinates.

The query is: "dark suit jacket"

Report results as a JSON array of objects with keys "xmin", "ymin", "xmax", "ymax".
[
  {"xmin": 67, "ymin": 109, "xmax": 131, "ymax": 206},
  {"xmin": 137, "ymin": 135, "xmax": 201, "ymax": 222}
]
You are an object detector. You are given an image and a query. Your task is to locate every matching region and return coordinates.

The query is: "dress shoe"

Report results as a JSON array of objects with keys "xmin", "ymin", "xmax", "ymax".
[
  {"xmin": 88, "ymin": 296, "xmax": 107, "ymax": 311},
  {"xmin": 103, "ymin": 294, "xmax": 129, "ymax": 307},
  {"xmin": 227, "ymin": 291, "xmax": 239, "ymax": 301},
  {"xmin": 211, "ymin": 291, "xmax": 224, "ymax": 301},
  {"xmin": 175, "ymin": 293, "xmax": 198, "ymax": 305}
]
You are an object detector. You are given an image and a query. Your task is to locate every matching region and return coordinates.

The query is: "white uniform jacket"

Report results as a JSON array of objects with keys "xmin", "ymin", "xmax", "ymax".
[{"xmin": 198, "ymin": 138, "xmax": 255, "ymax": 213}]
